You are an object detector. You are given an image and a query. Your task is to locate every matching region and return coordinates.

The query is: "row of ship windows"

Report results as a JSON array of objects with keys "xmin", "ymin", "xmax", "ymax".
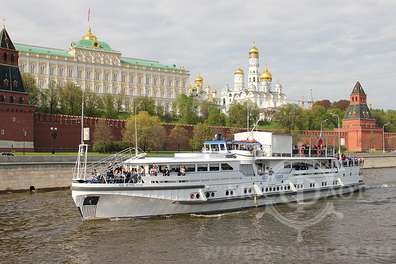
[
  {"xmin": 196, "ymin": 180, "xmax": 339, "ymax": 200},
  {"xmin": 20, "ymin": 64, "xmax": 185, "ymax": 87}
]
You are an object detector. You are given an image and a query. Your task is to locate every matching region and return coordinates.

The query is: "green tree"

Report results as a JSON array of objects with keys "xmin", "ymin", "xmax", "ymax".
[
  {"xmin": 22, "ymin": 73, "xmax": 40, "ymax": 106},
  {"xmin": 191, "ymin": 123, "xmax": 213, "ymax": 150},
  {"xmin": 173, "ymin": 94, "xmax": 199, "ymax": 124},
  {"xmin": 227, "ymin": 102, "xmax": 259, "ymax": 128},
  {"xmin": 133, "ymin": 96, "xmax": 156, "ymax": 116},
  {"xmin": 84, "ymin": 90, "xmax": 103, "ymax": 117},
  {"xmin": 58, "ymin": 81, "xmax": 82, "ymax": 115},
  {"xmin": 122, "ymin": 111, "xmax": 166, "ymax": 151},
  {"xmin": 206, "ymin": 105, "xmax": 226, "ymax": 126},
  {"xmin": 168, "ymin": 125, "xmax": 191, "ymax": 151},
  {"xmin": 102, "ymin": 94, "xmax": 117, "ymax": 118},
  {"xmin": 272, "ymin": 104, "xmax": 304, "ymax": 132}
]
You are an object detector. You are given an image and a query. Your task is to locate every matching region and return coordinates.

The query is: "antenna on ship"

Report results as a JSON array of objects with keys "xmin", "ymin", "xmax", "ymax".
[{"xmin": 81, "ymin": 89, "xmax": 84, "ymax": 144}]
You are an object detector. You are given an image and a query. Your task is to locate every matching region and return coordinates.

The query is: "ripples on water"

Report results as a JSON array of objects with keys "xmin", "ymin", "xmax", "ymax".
[{"xmin": 0, "ymin": 168, "xmax": 396, "ymax": 264}]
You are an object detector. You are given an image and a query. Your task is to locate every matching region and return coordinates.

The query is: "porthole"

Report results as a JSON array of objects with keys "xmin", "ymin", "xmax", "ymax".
[
  {"xmin": 244, "ymin": 188, "xmax": 247, "ymax": 194},
  {"xmin": 265, "ymin": 187, "xmax": 268, "ymax": 192},
  {"xmin": 276, "ymin": 186, "xmax": 280, "ymax": 191},
  {"xmin": 211, "ymin": 192, "xmax": 215, "ymax": 197},
  {"xmin": 225, "ymin": 190, "xmax": 229, "ymax": 196},
  {"xmin": 230, "ymin": 191, "xmax": 233, "ymax": 195},
  {"xmin": 248, "ymin": 188, "xmax": 252, "ymax": 193},
  {"xmin": 196, "ymin": 193, "xmax": 200, "ymax": 199},
  {"xmin": 205, "ymin": 192, "xmax": 210, "ymax": 198}
]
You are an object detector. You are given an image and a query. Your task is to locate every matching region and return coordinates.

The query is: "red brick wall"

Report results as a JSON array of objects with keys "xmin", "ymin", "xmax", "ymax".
[{"xmin": 0, "ymin": 91, "xmax": 34, "ymax": 151}]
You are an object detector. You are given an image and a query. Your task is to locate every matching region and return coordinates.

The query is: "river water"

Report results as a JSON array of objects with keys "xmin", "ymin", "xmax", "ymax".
[{"xmin": 1, "ymin": 168, "xmax": 395, "ymax": 264}]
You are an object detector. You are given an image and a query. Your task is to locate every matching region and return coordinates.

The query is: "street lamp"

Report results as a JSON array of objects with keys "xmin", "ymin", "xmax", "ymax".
[
  {"xmin": 330, "ymin": 113, "xmax": 341, "ymax": 158},
  {"xmin": 383, "ymin": 122, "xmax": 390, "ymax": 153},
  {"xmin": 23, "ymin": 129, "xmax": 27, "ymax": 155},
  {"xmin": 50, "ymin": 127, "xmax": 58, "ymax": 154},
  {"xmin": 320, "ymin": 119, "xmax": 328, "ymax": 138}
]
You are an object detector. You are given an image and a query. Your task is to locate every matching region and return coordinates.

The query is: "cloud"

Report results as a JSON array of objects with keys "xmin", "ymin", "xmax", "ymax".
[{"xmin": 3, "ymin": 0, "xmax": 396, "ymax": 109}]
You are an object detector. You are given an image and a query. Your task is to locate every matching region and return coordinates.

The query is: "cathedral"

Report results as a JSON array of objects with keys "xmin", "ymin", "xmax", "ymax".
[{"xmin": 221, "ymin": 44, "xmax": 287, "ymax": 120}]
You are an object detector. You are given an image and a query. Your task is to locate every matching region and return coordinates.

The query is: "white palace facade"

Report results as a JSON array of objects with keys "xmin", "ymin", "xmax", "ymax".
[
  {"xmin": 221, "ymin": 45, "xmax": 286, "ymax": 119},
  {"xmin": 15, "ymin": 26, "xmax": 189, "ymax": 112}
]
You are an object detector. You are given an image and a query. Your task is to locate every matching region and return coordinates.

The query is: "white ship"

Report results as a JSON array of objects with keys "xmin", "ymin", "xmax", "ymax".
[{"xmin": 71, "ymin": 131, "xmax": 364, "ymax": 220}]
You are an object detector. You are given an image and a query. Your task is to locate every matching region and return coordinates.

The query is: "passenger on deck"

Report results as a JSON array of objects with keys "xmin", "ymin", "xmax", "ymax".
[
  {"xmin": 138, "ymin": 166, "xmax": 145, "ymax": 176},
  {"xmin": 163, "ymin": 167, "xmax": 170, "ymax": 176},
  {"xmin": 180, "ymin": 166, "xmax": 186, "ymax": 176},
  {"xmin": 150, "ymin": 164, "xmax": 158, "ymax": 176}
]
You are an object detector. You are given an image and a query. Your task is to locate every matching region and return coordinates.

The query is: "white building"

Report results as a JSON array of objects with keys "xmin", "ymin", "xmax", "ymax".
[
  {"xmin": 221, "ymin": 45, "xmax": 286, "ymax": 120},
  {"xmin": 16, "ymin": 26, "xmax": 189, "ymax": 112}
]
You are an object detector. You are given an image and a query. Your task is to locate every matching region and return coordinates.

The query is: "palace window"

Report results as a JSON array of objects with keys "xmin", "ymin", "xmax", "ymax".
[
  {"xmin": 39, "ymin": 65, "xmax": 45, "ymax": 74},
  {"xmin": 95, "ymin": 72, "xmax": 100, "ymax": 80},
  {"xmin": 58, "ymin": 67, "xmax": 64, "ymax": 76},
  {"xmin": 20, "ymin": 64, "xmax": 26, "ymax": 72},
  {"xmin": 67, "ymin": 68, "xmax": 73, "ymax": 78},
  {"xmin": 113, "ymin": 72, "xmax": 118, "ymax": 81},
  {"xmin": 145, "ymin": 75, "xmax": 150, "ymax": 85},
  {"xmin": 129, "ymin": 75, "xmax": 134, "ymax": 84},
  {"xmin": 86, "ymin": 71, "xmax": 91, "ymax": 79},
  {"xmin": 175, "ymin": 80, "xmax": 179, "ymax": 87},
  {"xmin": 77, "ymin": 69, "xmax": 82, "ymax": 79},
  {"xmin": 121, "ymin": 74, "xmax": 126, "ymax": 83},
  {"xmin": 161, "ymin": 78, "xmax": 165, "ymax": 86},
  {"xmin": 49, "ymin": 67, "xmax": 55, "ymax": 75},
  {"xmin": 103, "ymin": 85, "xmax": 109, "ymax": 94},
  {"xmin": 168, "ymin": 80, "xmax": 172, "ymax": 87},
  {"xmin": 104, "ymin": 72, "xmax": 109, "ymax": 81},
  {"xmin": 30, "ymin": 64, "xmax": 36, "ymax": 74}
]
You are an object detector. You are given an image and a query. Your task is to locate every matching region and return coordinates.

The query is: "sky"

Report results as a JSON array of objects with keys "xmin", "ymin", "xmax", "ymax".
[{"xmin": 3, "ymin": 0, "xmax": 396, "ymax": 109}]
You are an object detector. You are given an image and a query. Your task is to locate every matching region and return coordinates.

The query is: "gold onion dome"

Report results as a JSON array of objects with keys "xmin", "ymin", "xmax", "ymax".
[
  {"xmin": 194, "ymin": 75, "xmax": 203, "ymax": 83},
  {"xmin": 249, "ymin": 45, "xmax": 259, "ymax": 58},
  {"xmin": 234, "ymin": 68, "xmax": 244, "ymax": 75},
  {"xmin": 260, "ymin": 68, "xmax": 272, "ymax": 81},
  {"xmin": 82, "ymin": 27, "xmax": 97, "ymax": 42}
]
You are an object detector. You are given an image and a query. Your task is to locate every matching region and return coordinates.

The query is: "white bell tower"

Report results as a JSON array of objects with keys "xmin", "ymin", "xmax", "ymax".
[{"xmin": 247, "ymin": 43, "xmax": 259, "ymax": 90}]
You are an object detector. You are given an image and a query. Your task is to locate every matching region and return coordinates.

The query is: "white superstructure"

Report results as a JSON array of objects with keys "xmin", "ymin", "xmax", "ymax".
[{"xmin": 71, "ymin": 131, "xmax": 364, "ymax": 220}]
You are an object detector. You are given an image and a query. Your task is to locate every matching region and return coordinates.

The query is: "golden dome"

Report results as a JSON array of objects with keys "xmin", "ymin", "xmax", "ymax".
[
  {"xmin": 260, "ymin": 68, "xmax": 272, "ymax": 81},
  {"xmin": 234, "ymin": 68, "xmax": 244, "ymax": 75},
  {"xmin": 194, "ymin": 74, "xmax": 203, "ymax": 88},
  {"xmin": 249, "ymin": 46, "xmax": 259, "ymax": 58},
  {"xmin": 82, "ymin": 27, "xmax": 97, "ymax": 42},
  {"xmin": 195, "ymin": 74, "xmax": 203, "ymax": 82}
]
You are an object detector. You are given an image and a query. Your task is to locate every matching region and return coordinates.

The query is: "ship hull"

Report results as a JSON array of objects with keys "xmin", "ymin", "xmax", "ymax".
[{"xmin": 72, "ymin": 183, "xmax": 364, "ymax": 220}]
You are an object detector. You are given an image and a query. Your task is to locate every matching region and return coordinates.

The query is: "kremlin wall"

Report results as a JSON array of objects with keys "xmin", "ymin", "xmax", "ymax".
[{"xmin": 1, "ymin": 27, "xmax": 396, "ymax": 153}]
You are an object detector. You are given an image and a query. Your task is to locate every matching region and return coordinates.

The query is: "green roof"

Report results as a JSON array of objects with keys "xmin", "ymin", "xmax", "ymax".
[
  {"xmin": 72, "ymin": 39, "xmax": 113, "ymax": 52},
  {"xmin": 121, "ymin": 57, "xmax": 178, "ymax": 70},
  {"xmin": 15, "ymin": 43, "xmax": 71, "ymax": 57},
  {"xmin": 15, "ymin": 42, "xmax": 185, "ymax": 71}
]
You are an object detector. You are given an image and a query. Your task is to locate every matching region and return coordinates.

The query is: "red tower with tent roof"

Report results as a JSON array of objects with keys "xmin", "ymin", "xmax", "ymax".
[
  {"xmin": 0, "ymin": 26, "xmax": 35, "ymax": 152},
  {"xmin": 341, "ymin": 81, "xmax": 382, "ymax": 152}
]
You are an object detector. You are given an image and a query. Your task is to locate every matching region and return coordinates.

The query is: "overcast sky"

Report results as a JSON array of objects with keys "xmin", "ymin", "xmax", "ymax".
[{"xmin": 4, "ymin": 0, "xmax": 396, "ymax": 109}]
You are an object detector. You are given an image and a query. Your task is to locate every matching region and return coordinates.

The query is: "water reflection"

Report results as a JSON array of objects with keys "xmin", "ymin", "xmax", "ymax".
[{"xmin": 0, "ymin": 168, "xmax": 395, "ymax": 263}]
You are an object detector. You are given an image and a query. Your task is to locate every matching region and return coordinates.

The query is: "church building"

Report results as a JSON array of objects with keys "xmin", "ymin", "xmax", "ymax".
[{"xmin": 221, "ymin": 44, "xmax": 287, "ymax": 120}]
